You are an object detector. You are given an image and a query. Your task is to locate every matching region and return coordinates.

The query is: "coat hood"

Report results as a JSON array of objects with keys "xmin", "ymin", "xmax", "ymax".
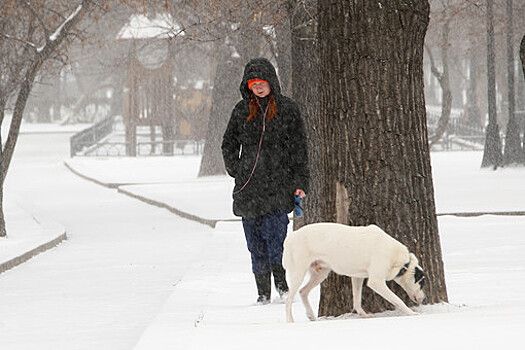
[{"xmin": 240, "ymin": 58, "xmax": 282, "ymax": 101}]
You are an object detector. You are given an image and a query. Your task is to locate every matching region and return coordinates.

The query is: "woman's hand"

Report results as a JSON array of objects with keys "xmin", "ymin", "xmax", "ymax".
[{"xmin": 295, "ymin": 189, "xmax": 305, "ymax": 198}]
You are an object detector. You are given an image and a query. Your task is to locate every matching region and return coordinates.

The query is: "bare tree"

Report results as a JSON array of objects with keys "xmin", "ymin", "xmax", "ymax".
[
  {"xmin": 466, "ymin": 35, "xmax": 483, "ymax": 127},
  {"xmin": 198, "ymin": 42, "xmax": 242, "ymax": 177},
  {"xmin": 316, "ymin": 0, "xmax": 448, "ymax": 317},
  {"xmin": 0, "ymin": 0, "xmax": 96, "ymax": 237},
  {"xmin": 482, "ymin": 0, "xmax": 503, "ymax": 168},
  {"xmin": 503, "ymin": 0, "xmax": 523, "ymax": 165},
  {"xmin": 521, "ymin": 35, "xmax": 525, "ymax": 161},
  {"xmin": 426, "ymin": 17, "xmax": 452, "ymax": 147}
]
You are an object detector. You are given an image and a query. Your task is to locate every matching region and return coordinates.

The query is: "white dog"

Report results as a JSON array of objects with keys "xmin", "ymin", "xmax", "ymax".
[{"xmin": 282, "ymin": 223, "xmax": 426, "ymax": 323}]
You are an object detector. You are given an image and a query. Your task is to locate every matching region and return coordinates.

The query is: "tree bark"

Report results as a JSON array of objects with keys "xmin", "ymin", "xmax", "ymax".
[
  {"xmin": 198, "ymin": 44, "xmax": 242, "ymax": 177},
  {"xmin": 0, "ymin": 98, "xmax": 5, "ymax": 237},
  {"xmin": 288, "ymin": 0, "xmax": 326, "ymax": 230},
  {"xmin": 317, "ymin": 0, "xmax": 448, "ymax": 317},
  {"xmin": 521, "ymin": 35, "xmax": 525, "ymax": 162},
  {"xmin": 502, "ymin": 0, "xmax": 523, "ymax": 166},
  {"xmin": 481, "ymin": 0, "xmax": 502, "ymax": 169},
  {"xmin": 274, "ymin": 13, "xmax": 292, "ymax": 97},
  {"xmin": 467, "ymin": 44, "xmax": 482, "ymax": 127}
]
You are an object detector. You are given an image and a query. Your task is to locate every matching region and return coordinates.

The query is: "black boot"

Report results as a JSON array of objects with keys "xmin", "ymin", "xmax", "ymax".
[
  {"xmin": 254, "ymin": 273, "xmax": 271, "ymax": 305},
  {"xmin": 272, "ymin": 264, "xmax": 289, "ymax": 299}
]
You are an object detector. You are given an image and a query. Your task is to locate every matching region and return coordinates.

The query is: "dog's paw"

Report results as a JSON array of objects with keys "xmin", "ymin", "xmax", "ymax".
[
  {"xmin": 354, "ymin": 308, "xmax": 374, "ymax": 318},
  {"xmin": 306, "ymin": 313, "xmax": 317, "ymax": 321}
]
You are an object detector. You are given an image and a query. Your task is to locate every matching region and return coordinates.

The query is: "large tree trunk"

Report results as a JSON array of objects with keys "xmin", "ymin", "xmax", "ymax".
[
  {"xmin": 0, "ymin": 98, "xmax": 6, "ymax": 237},
  {"xmin": 275, "ymin": 15, "xmax": 292, "ymax": 97},
  {"xmin": 481, "ymin": 0, "xmax": 502, "ymax": 169},
  {"xmin": 521, "ymin": 35, "xmax": 525, "ymax": 162},
  {"xmin": 317, "ymin": 0, "xmax": 448, "ymax": 317},
  {"xmin": 467, "ymin": 43, "xmax": 482, "ymax": 127},
  {"xmin": 288, "ymin": 0, "xmax": 326, "ymax": 230},
  {"xmin": 503, "ymin": 0, "xmax": 523, "ymax": 166},
  {"xmin": 198, "ymin": 44, "xmax": 241, "ymax": 177}
]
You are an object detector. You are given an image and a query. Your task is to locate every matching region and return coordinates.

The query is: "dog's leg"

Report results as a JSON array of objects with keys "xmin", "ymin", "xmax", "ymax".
[
  {"xmin": 300, "ymin": 266, "xmax": 330, "ymax": 321},
  {"xmin": 351, "ymin": 277, "xmax": 373, "ymax": 318},
  {"xmin": 367, "ymin": 278, "xmax": 419, "ymax": 316},
  {"xmin": 286, "ymin": 268, "xmax": 308, "ymax": 323}
]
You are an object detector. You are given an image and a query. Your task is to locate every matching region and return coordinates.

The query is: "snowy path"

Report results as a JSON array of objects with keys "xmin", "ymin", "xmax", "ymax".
[
  {"xmin": 2, "ymin": 133, "xmax": 525, "ymax": 350},
  {"xmin": 0, "ymin": 134, "xmax": 212, "ymax": 350}
]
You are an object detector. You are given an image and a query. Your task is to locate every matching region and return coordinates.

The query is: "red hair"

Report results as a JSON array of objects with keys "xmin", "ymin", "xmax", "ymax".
[{"xmin": 247, "ymin": 93, "xmax": 277, "ymax": 121}]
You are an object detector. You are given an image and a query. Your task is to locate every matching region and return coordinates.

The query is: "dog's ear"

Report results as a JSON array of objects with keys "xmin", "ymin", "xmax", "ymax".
[
  {"xmin": 414, "ymin": 266, "xmax": 426, "ymax": 286},
  {"xmin": 396, "ymin": 263, "xmax": 409, "ymax": 277}
]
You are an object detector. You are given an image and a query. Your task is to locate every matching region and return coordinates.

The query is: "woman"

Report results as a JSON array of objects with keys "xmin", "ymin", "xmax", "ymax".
[{"xmin": 222, "ymin": 58, "xmax": 310, "ymax": 304}]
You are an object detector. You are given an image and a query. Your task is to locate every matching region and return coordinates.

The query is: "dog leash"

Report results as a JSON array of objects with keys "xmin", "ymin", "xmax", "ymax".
[{"xmin": 233, "ymin": 99, "xmax": 268, "ymax": 195}]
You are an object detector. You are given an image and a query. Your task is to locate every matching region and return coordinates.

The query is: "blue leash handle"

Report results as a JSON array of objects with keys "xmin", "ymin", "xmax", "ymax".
[{"xmin": 294, "ymin": 194, "xmax": 303, "ymax": 217}]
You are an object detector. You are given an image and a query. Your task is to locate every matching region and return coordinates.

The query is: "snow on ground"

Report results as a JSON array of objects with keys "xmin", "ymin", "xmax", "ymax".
[
  {"xmin": 1, "ymin": 116, "xmax": 90, "ymax": 138},
  {"xmin": 432, "ymin": 151, "xmax": 525, "ymax": 214},
  {"xmin": 1, "ymin": 127, "xmax": 524, "ymax": 350},
  {"xmin": 0, "ymin": 133, "xmax": 213, "ymax": 350},
  {"xmin": 64, "ymin": 156, "xmax": 203, "ymax": 185},
  {"xmin": 0, "ymin": 200, "xmax": 65, "ymax": 273}
]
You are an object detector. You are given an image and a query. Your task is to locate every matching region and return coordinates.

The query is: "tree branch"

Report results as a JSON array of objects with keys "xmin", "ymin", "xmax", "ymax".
[
  {"xmin": 424, "ymin": 44, "xmax": 443, "ymax": 83},
  {"xmin": 2, "ymin": 0, "xmax": 94, "ymax": 180},
  {"xmin": 0, "ymin": 33, "xmax": 37, "ymax": 51},
  {"xmin": 23, "ymin": 1, "xmax": 51, "ymax": 42}
]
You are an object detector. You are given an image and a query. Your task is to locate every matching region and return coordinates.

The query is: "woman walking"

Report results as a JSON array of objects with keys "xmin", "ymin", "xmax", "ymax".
[{"xmin": 222, "ymin": 58, "xmax": 309, "ymax": 304}]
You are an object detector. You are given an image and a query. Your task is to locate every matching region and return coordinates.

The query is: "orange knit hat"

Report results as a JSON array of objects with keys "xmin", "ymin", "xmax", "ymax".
[{"xmin": 248, "ymin": 78, "xmax": 269, "ymax": 90}]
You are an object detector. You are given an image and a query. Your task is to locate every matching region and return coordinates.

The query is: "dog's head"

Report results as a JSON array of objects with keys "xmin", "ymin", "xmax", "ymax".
[{"xmin": 394, "ymin": 253, "xmax": 426, "ymax": 305}]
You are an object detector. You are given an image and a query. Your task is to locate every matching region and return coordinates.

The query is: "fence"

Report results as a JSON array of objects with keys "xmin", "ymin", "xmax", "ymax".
[
  {"xmin": 71, "ymin": 138, "xmax": 204, "ymax": 157},
  {"xmin": 426, "ymin": 108, "xmax": 486, "ymax": 151},
  {"xmin": 70, "ymin": 116, "xmax": 114, "ymax": 157},
  {"xmin": 71, "ymin": 107, "xmax": 498, "ymax": 156}
]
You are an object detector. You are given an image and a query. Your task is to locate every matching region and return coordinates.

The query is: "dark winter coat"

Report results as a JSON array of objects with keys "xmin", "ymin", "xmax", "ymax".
[{"xmin": 222, "ymin": 58, "xmax": 310, "ymax": 218}]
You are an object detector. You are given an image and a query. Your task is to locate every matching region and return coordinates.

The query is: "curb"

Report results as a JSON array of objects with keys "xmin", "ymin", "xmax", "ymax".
[
  {"xmin": 64, "ymin": 161, "xmax": 122, "ymax": 189},
  {"xmin": 64, "ymin": 160, "xmax": 231, "ymax": 228},
  {"xmin": 66, "ymin": 161, "xmax": 525, "ymax": 228},
  {"xmin": 437, "ymin": 211, "xmax": 525, "ymax": 217},
  {"xmin": 117, "ymin": 187, "xmax": 218, "ymax": 228},
  {"xmin": 0, "ymin": 232, "xmax": 67, "ymax": 275},
  {"xmin": 0, "ymin": 201, "xmax": 68, "ymax": 275}
]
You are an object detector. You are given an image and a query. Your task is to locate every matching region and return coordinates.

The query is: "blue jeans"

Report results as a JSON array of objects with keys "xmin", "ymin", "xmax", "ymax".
[{"xmin": 242, "ymin": 211, "xmax": 289, "ymax": 275}]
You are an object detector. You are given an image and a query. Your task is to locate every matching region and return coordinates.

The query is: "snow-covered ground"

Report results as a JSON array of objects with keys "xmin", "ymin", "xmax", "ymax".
[{"xmin": 1, "ymin": 127, "xmax": 524, "ymax": 349}]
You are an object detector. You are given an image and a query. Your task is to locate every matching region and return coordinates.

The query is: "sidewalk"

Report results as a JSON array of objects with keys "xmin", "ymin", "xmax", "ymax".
[
  {"xmin": 0, "ymin": 123, "xmax": 88, "ymax": 274},
  {"xmin": 63, "ymin": 156, "xmax": 315, "ymax": 349},
  {"xmin": 3, "ymin": 152, "xmax": 525, "ymax": 349},
  {"xmin": 0, "ymin": 198, "xmax": 67, "ymax": 275},
  {"xmin": 64, "ymin": 154, "xmax": 525, "ymax": 350},
  {"xmin": 64, "ymin": 156, "xmax": 238, "ymax": 227}
]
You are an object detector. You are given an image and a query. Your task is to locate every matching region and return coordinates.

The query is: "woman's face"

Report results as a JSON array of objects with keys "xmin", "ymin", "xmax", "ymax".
[{"xmin": 251, "ymin": 81, "xmax": 271, "ymax": 98}]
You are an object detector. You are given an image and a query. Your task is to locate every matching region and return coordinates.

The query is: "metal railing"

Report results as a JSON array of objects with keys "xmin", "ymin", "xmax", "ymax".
[
  {"xmin": 137, "ymin": 140, "xmax": 205, "ymax": 156},
  {"xmin": 71, "ymin": 107, "xmax": 495, "ymax": 156},
  {"xmin": 71, "ymin": 139, "xmax": 205, "ymax": 157},
  {"xmin": 70, "ymin": 116, "xmax": 114, "ymax": 157},
  {"xmin": 426, "ymin": 108, "xmax": 486, "ymax": 151}
]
